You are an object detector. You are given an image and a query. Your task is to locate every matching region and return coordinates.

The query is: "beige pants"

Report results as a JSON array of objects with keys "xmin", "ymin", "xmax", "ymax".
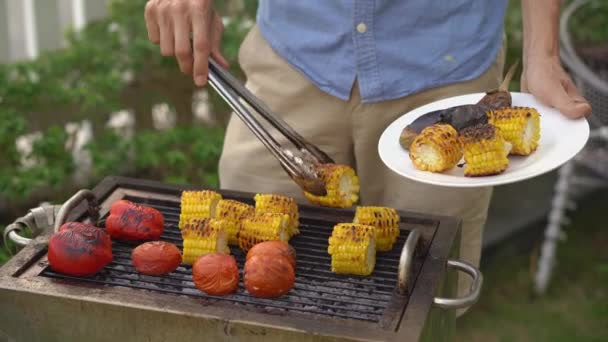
[{"xmin": 219, "ymin": 25, "xmax": 505, "ymax": 314}]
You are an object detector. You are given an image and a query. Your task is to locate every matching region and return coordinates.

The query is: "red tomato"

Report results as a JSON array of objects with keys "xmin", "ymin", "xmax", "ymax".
[
  {"xmin": 131, "ymin": 241, "xmax": 182, "ymax": 275},
  {"xmin": 246, "ymin": 241, "xmax": 296, "ymax": 270},
  {"xmin": 244, "ymin": 254, "xmax": 294, "ymax": 298},
  {"xmin": 192, "ymin": 253, "xmax": 239, "ymax": 296},
  {"xmin": 48, "ymin": 223, "xmax": 113, "ymax": 277},
  {"xmin": 105, "ymin": 200, "xmax": 164, "ymax": 242}
]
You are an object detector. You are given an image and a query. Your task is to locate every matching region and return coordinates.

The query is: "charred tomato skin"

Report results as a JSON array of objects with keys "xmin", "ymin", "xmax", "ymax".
[
  {"xmin": 48, "ymin": 223, "xmax": 113, "ymax": 277},
  {"xmin": 192, "ymin": 253, "xmax": 240, "ymax": 296},
  {"xmin": 244, "ymin": 254, "xmax": 295, "ymax": 298},
  {"xmin": 105, "ymin": 200, "xmax": 164, "ymax": 242},
  {"xmin": 131, "ymin": 241, "xmax": 182, "ymax": 275},
  {"xmin": 246, "ymin": 241, "xmax": 296, "ymax": 270}
]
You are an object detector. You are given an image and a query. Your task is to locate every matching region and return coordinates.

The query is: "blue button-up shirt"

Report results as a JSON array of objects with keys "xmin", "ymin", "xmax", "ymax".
[{"xmin": 256, "ymin": 1, "xmax": 508, "ymax": 103}]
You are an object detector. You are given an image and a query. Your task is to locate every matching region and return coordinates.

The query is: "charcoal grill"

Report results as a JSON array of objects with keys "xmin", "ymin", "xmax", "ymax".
[{"xmin": 0, "ymin": 176, "xmax": 481, "ymax": 341}]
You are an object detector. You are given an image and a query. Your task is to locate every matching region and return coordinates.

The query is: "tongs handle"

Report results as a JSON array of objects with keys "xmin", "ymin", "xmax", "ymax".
[{"xmin": 208, "ymin": 59, "xmax": 334, "ymax": 164}]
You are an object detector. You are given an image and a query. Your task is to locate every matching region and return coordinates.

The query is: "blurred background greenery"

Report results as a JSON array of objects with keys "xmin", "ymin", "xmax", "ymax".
[{"xmin": 0, "ymin": 0, "xmax": 607, "ymax": 339}]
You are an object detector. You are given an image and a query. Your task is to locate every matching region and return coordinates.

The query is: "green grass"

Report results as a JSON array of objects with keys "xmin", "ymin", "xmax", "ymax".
[{"xmin": 456, "ymin": 191, "xmax": 608, "ymax": 342}]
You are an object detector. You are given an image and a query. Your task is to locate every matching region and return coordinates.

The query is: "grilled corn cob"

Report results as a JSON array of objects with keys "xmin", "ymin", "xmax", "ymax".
[
  {"xmin": 303, "ymin": 164, "xmax": 360, "ymax": 208},
  {"xmin": 254, "ymin": 193, "xmax": 300, "ymax": 237},
  {"xmin": 328, "ymin": 223, "xmax": 377, "ymax": 276},
  {"xmin": 181, "ymin": 218, "xmax": 229, "ymax": 264},
  {"xmin": 409, "ymin": 124, "xmax": 463, "ymax": 172},
  {"xmin": 487, "ymin": 106, "xmax": 541, "ymax": 155},
  {"xmin": 237, "ymin": 212, "xmax": 290, "ymax": 252},
  {"xmin": 353, "ymin": 206, "xmax": 400, "ymax": 252},
  {"xmin": 178, "ymin": 190, "xmax": 222, "ymax": 230},
  {"xmin": 459, "ymin": 123, "xmax": 512, "ymax": 177},
  {"xmin": 214, "ymin": 199, "xmax": 255, "ymax": 245}
]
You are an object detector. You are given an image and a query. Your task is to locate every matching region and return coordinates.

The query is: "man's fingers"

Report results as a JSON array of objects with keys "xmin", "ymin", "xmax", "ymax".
[
  {"xmin": 173, "ymin": 5, "xmax": 193, "ymax": 75},
  {"xmin": 157, "ymin": 3, "xmax": 174, "ymax": 56},
  {"xmin": 542, "ymin": 82, "xmax": 591, "ymax": 119},
  {"xmin": 210, "ymin": 14, "xmax": 229, "ymax": 68},
  {"xmin": 192, "ymin": 5, "xmax": 212, "ymax": 86},
  {"xmin": 144, "ymin": 1, "xmax": 160, "ymax": 44}
]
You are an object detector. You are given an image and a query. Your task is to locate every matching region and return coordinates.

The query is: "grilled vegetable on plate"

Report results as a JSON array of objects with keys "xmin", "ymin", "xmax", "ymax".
[
  {"xmin": 408, "ymin": 124, "xmax": 463, "ymax": 173},
  {"xmin": 378, "ymin": 91, "xmax": 589, "ymax": 188},
  {"xmin": 459, "ymin": 123, "xmax": 512, "ymax": 177}
]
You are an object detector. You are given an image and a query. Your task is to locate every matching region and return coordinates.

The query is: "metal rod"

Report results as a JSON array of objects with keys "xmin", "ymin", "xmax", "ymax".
[
  {"xmin": 397, "ymin": 229, "xmax": 421, "ymax": 294},
  {"xmin": 208, "ymin": 58, "xmax": 334, "ymax": 164}
]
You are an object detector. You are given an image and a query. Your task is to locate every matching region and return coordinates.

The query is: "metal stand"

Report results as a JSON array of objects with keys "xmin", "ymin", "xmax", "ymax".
[{"xmin": 533, "ymin": 0, "xmax": 608, "ymax": 295}]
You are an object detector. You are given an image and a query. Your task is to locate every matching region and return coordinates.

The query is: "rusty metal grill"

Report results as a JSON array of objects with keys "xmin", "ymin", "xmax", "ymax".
[{"xmin": 39, "ymin": 194, "xmax": 421, "ymax": 323}]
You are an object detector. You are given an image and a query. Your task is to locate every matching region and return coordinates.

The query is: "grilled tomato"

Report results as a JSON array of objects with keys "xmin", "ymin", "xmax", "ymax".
[
  {"xmin": 246, "ymin": 241, "xmax": 296, "ymax": 270},
  {"xmin": 48, "ymin": 222, "xmax": 113, "ymax": 276},
  {"xmin": 131, "ymin": 241, "xmax": 182, "ymax": 275},
  {"xmin": 244, "ymin": 254, "xmax": 294, "ymax": 298},
  {"xmin": 105, "ymin": 200, "xmax": 164, "ymax": 242},
  {"xmin": 192, "ymin": 253, "xmax": 239, "ymax": 296}
]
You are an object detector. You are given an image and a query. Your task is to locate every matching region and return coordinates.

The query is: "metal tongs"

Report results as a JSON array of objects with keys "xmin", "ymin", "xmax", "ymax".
[{"xmin": 207, "ymin": 58, "xmax": 334, "ymax": 196}]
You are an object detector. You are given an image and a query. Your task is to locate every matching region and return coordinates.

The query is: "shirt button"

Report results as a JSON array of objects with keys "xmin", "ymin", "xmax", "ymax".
[{"xmin": 356, "ymin": 22, "xmax": 367, "ymax": 33}]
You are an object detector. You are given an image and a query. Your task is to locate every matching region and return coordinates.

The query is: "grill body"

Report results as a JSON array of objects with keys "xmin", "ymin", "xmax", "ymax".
[{"xmin": 0, "ymin": 176, "xmax": 462, "ymax": 342}]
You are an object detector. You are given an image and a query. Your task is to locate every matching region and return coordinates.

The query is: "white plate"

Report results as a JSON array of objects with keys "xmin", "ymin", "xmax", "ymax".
[{"xmin": 378, "ymin": 92, "xmax": 590, "ymax": 188}]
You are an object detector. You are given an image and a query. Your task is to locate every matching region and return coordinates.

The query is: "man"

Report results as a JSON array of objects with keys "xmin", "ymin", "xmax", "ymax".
[{"xmin": 144, "ymin": 0, "xmax": 591, "ymax": 315}]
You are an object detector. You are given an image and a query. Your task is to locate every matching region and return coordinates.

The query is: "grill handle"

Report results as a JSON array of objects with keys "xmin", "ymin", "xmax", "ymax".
[
  {"xmin": 3, "ymin": 189, "xmax": 99, "ymax": 248},
  {"xmin": 433, "ymin": 259, "xmax": 483, "ymax": 310},
  {"xmin": 397, "ymin": 228, "xmax": 421, "ymax": 294}
]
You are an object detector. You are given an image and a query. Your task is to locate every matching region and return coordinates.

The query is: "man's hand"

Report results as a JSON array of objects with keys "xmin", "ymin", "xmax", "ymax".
[
  {"xmin": 144, "ymin": 0, "xmax": 229, "ymax": 86},
  {"xmin": 521, "ymin": 56, "xmax": 591, "ymax": 119},
  {"xmin": 521, "ymin": 0, "xmax": 592, "ymax": 119}
]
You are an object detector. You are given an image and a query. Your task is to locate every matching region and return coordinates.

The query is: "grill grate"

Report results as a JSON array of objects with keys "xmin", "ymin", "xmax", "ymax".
[{"xmin": 39, "ymin": 194, "xmax": 421, "ymax": 323}]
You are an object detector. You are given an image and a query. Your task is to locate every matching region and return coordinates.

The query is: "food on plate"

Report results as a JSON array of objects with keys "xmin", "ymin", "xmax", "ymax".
[
  {"xmin": 254, "ymin": 193, "xmax": 300, "ymax": 237},
  {"xmin": 178, "ymin": 190, "xmax": 222, "ymax": 230},
  {"xmin": 215, "ymin": 199, "xmax": 255, "ymax": 245},
  {"xmin": 48, "ymin": 222, "xmax": 113, "ymax": 276},
  {"xmin": 487, "ymin": 106, "xmax": 541, "ymax": 156},
  {"xmin": 237, "ymin": 212, "xmax": 290, "ymax": 252},
  {"xmin": 131, "ymin": 241, "xmax": 182, "ymax": 275},
  {"xmin": 459, "ymin": 123, "xmax": 512, "ymax": 177},
  {"xmin": 303, "ymin": 163, "xmax": 360, "ymax": 208},
  {"xmin": 105, "ymin": 200, "xmax": 164, "ymax": 242},
  {"xmin": 246, "ymin": 241, "xmax": 296, "ymax": 270},
  {"xmin": 399, "ymin": 61, "xmax": 519, "ymax": 149},
  {"xmin": 353, "ymin": 206, "xmax": 401, "ymax": 252},
  {"xmin": 327, "ymin": 223, "xmax": 377, "ymax": 276},
  {"xmin": 408, "ymin": 124, "xmax": 463, "ymax": 172},
  {"xmin": 244, "ymin": 254, "xmax": 295, "ymax": 298},
  {"xmin": 192, "ymin": 253, "xmax": 239, "ymax": 296},
  {"xmin": 181, "ymin": 218, "xmax": 230, "ymax": 264}
]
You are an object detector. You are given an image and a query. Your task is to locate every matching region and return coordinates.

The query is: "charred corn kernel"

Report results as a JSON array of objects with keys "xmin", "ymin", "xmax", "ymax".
[
  {"xmin": 178, "ymin": 190, "xmax": 222, "ymax": 230},
  {"xmin": 459, "ymin": 123, "xmax": 512, "ymax": 177},
  {"xmin": 303, "ymin": 164, "xmax": 360, "ymax": 208},
  {"xmin": 181, "ymin": 218, "xmax": 229, "ymax": 264},
  {"xmin": 214, "ymin": 199, "xmax": 255, "ymax": 245},
  {"xmin": 254, "ymin": 193, "xmax": 300, "ymax": 237},
  {"xmin": 328, "ymin": 223, "xmax": 377, "ymax": 276},
  {"xmin": 487, "ymin": 106, "xmax": 541, "ymax": 155},
  {"xmin": 409, "ymin": 124, "xmax": 463, "ymax": 172},
  {"xmin": 237, "ymin": 212, "xmax": 290, "ymax": 252},
  {"xmin": 353, "ymin": 206, "xmax": 401, "ymax": 252}
]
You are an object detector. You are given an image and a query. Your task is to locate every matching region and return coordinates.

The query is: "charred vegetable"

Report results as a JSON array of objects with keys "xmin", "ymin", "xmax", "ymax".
[
  {"xmin": 192, "ymin": 253, "xmax": 240, "ymax": 296},
  {"xmin": 303, "ymin": 163, "xmax": 360, "ymax": 208},
  {"xmin": 181, "ymin": 218, "xmax": 230, "ymax": 265},
  {"xmin": 105, "ymin": 200, "xmax": 164, "ymax": 242},
  {"xmin": 178, "ymin": 190, "xmax": 222, "ymax": 230},
  {"xmin": 254, "ymin": 193, "xmax": 300, "ymax": 237},
  {"xmin": 246, "ymin": 240, "xmax": 297, "ymax": 270},
  {"xmin": 48, "ymin": 222, "xmax": 113, "ymax": 277},
  {"xmin": 459, "ymin": 123, "xmax": 512, "ymax": 177},
  {"xmin": 244, "ymin": 253, "xmax": 295, "ymax": 298},
  {"xmin": 408, "ymin": 124, "xmax": 463, "ymax": 173},
  {"xmin": 327, "ymin": 223, "xmax": 377, "ymax": 276},
  {"xmin": 215, "ymin": 199, "xmax": 255, "ymax": 245},
  {"xmin": 131, "ymin": 241, "xmax": 182, "ymax": 275},
  {"xmin": 400, "ymin": 61, "xmax": 519, "ymax": 149},
  {"xmin": 237, "ymin": 212, "xmax": 290, "ymax": 252},
  {"xmin": 487, "ymin": 106, "xmax": 541, "ymax": 156},
  {"xmin": 353, "ymin": 206, "xmax": 401, "ymax": 252}
]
